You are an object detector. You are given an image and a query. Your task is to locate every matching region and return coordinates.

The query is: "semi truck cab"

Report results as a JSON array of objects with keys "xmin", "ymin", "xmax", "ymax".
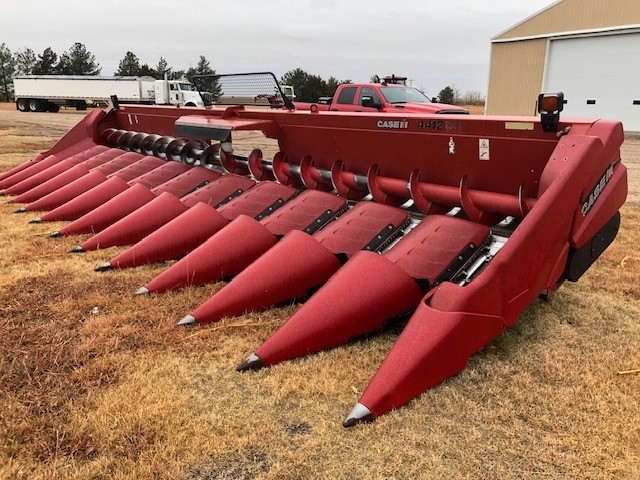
[{"xmin": 154, "ymin": 80, "xmax": 205, "ymax": 107}]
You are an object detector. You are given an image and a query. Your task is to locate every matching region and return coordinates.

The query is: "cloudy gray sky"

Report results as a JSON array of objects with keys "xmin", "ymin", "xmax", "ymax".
[{"xmin": 4, "ymin": 0, "xmax": 555, "ymax": 98}]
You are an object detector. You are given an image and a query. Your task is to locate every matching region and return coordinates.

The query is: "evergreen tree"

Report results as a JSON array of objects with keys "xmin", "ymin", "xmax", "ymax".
[
  {"xmin": 114, "ymin": 51, "xmax": 140, "ymax": 76},
  {"xmin": 32, "ymin": 47, "xmax": 58, "ymax": 75},
  {"xmin": 438, "ymin": 86, "xmax": 455, "ymax": 104},
  {"xmin": 0, "ymin": 43, "xmax": 15, "ymax": 101},
  {"xmin": 14, "ymin": 48, "xmax": 36, "ymax": 75},
  {"xmin": 280, "ymin": 68, "xmax": 347, "ymax": 102},
  {"xmin": 325, "ymin": 76, "xmax": 340, "ymax": 95},
  {"xmin": 185, "ymin": 55, "xmax": 214, "ymax": 80},
  {"xmin": 154, "ymin": 57, "xmax": 169, "ymax": 79},
  {"xmin": 186, "ymin": 56, "xmax": 220, "ymax": 103},
  {"xmin": 168, "ymin": 69, "xmax": 185, "ymax": 81},
  {"xmin": 56, "ymin": 43, "xmax": 101, "ymax": 75},
  {"xmin": 138, "ymin": 64, "xmax": 155, "ymax": 77}
]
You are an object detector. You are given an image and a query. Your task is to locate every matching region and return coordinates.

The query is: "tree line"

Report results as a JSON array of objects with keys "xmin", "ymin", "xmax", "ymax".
[
  {"xmin": 280, "ymin": 68, "xmax": 351, "ymax": 103},
  {"xmin": 438, "ymin": 85, "xmax": 485, "ymax": 106},
  {"xmin": 0, "ymin": 42, "xmax": 218, "ymax": 101},
  {"xmin": 281, "ymin": 69, "xmax": 484, "ymax": 106},
  {"xmin": 0, "ymin": 42, "xmax": 485, "ymax": 106}
]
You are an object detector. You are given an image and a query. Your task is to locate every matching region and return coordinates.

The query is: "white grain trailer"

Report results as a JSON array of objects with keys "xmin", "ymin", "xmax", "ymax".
[{"xmin": 13, "ymin": 75, "xmax": 157, "ymax": 112}]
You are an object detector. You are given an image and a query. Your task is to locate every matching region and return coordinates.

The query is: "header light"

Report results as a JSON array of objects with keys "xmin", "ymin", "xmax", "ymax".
[{"xmin": 538, "ymin": 92, "xmax": 564, "ymax": 132}]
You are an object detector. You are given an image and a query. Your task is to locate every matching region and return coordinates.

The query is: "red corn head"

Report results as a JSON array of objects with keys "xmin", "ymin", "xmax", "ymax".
[
  {"xmin": 106, "ymin": 175, "xmax": 256, "ymax": 269},
  {"xmin": 78, "ymin": 168, "xmax": 220, "ymax": 251},
  {"xmin": 57, "ymin": 183, "xmax": 158, "ymax": 236},
  {"xmin": 350, "ymin": 295, "xmax": 503, "ymax": 423},
  {"xmin": 194, "ymin": 202, "xmax": 409, "ymax": 324},
  {"xmin": 26, "ymin": 171, "xmax": 109, "ymax": 213},
  {"xmin": 12, "ymin": 164, "xmax": 92, "ymax": 204},
  {"xmin": 55, "ymin": 162, "xmax": 191, "ymax": 236},
  {"xmin": 108, "ymin": 202, "xmax": 230, "ymax": 269},
  {"xmin": 39, "ymin": 156, "xmax": 166, "ymax": 221},
  {"xmin": 145, "ymin": 215, "xmax": 280, "ymax": 293},
  {"xmin": 1, "ymin": 144, "xmax": 107, "ymax": 189},
  {"xmin": 146, "ymin": 189, "xmax": 344, "ymax": 294},
  {"xmin": 41, "ymin": 176, "xmax": 131, "ymax": 222},
  {"xmin": 80, "ymin": 192, "xmax": 190, "ymax": 251},
  {"xmin": 247, "ymin": 251, "xmax": 424, "ymax": 368},
  {"xmin": 189, "ymin": 230, "xmax": 342, "ymax": 324},
  {"xmin": 3, "ymin": 160, "xmax": 77, "ymax": 196},
  {"xmin": 239, "ymin": 214, "xmax": 491, "ymax": 370}
]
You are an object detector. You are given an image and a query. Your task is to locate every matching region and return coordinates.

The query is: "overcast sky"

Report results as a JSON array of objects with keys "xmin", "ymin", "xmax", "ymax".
[{"xmin": 3, "ymin": 0, "xmax": 555, "ymax": 98}]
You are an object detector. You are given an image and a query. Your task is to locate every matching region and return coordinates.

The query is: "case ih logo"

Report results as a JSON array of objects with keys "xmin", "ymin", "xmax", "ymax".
[
  {"xmin": 377, "ymin": 120, "xmax": 408, "ymax": 129},
  {"xmin": 581, "ymin": 163, "xmax": 615, "ymax": 217}
]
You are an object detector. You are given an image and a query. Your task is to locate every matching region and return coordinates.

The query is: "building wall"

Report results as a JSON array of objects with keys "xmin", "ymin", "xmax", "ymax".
[
  {"xmin": 486, "ymin": 0, "xmax": 640, "ymax": 115},
  {"xmin": 486, "ymin": 39, "xmax": 548, "ymax": 115},
  {"xmin": 495, "ymin": 0, "xmax": 640, "ymax": 40}
]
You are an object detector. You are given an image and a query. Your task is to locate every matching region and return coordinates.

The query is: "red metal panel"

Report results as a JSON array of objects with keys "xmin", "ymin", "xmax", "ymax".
[
  {"xmin": 385, "ymin": 216, "xmax": 490, "ymax": 283},
  {"xmin": 314, "ymin": 202, "xmax": 408, "ymax": 257},
  {"xmin": 217, "ymin": 181, "xmax": 297, "ymax": 221},
  {"xmin": 151, "ymin": 167, "xmax": 220, "ymax": 197},
  {"xmin": 129, "ymin": 162, "xmax": 190, "ymax": 189},
  {"xmin": 181, "ymin": 175, "xmax": 256, "ymax": 208},
  {"xmin": 259, "ymin": 190, "xmax": 346, "ymax": 236}
]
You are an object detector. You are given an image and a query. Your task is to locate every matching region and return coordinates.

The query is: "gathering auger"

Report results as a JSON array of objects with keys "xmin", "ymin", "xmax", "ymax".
[{"xmin": 0, "ymin": 73, "xmax": 627, "ymax": 427}]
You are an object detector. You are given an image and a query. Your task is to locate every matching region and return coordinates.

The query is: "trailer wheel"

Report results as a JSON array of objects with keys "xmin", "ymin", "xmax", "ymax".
[
  {"xmin": 75, "ymin": 100, "xmax": 87, "ymax": 111},
  {"xmin": 28, "ymin": 99, "xmax": 43, "ymax": 112},
  {"xmin": 46, "ymin": 103, "xmax": 60, "ymax": 113},
  {"xmin": 185, "ymin": 102, "xmax": 196, "ymax": 107},
  {"xmin": 16, "ymin": 98, "xmax": 28, "ymax": 112}
]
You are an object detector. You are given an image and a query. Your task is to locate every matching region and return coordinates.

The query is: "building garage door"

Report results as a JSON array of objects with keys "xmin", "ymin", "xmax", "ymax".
[{"xmin": 543, "ymin": 32, "xmax": 640, "ymax": 131}]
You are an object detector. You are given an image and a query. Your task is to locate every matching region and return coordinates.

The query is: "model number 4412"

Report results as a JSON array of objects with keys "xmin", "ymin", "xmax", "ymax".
[{"xmin": 418, "ymin": 120, "xmax": 443, "ymax": 130}]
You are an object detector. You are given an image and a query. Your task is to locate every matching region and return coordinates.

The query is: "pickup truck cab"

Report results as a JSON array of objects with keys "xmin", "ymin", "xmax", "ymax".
[{"xmin": 294, "ymin": 83, "xmax": 468, "ymax": 114}]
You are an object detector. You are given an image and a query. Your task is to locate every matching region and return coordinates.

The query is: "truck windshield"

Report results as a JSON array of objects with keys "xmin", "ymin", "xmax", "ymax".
[
  {"xmin": 379, "ymin": 87, "xmax": 430, "ymax": 104},
  {"xmin": 179, "ymin": 83, "xmax": 197, "ymax": 91}
]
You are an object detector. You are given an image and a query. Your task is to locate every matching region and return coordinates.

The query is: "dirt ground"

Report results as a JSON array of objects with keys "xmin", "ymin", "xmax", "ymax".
[{"xmin": 0, "ymin": 103, "xmax": 638, "ymax": 479}]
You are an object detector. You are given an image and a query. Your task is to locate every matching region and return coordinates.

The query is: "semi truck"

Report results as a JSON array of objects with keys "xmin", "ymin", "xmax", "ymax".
[{"xmin": 13, "ymin": 75, "xmax": 206, "ymax": 113}]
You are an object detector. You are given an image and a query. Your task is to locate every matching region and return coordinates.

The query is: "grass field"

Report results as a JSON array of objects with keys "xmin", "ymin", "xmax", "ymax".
[{"xmin": 0, "ymin": 103, "xmax": 638, "ymax": 479}]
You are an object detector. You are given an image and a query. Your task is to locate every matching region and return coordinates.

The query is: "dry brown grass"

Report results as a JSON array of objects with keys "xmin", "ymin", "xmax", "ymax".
[{"xmin": 0, "ymin": 103, "xmax": 638, "ymax": 479}]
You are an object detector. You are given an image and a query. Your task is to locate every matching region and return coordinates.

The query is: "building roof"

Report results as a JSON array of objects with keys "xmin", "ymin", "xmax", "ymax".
[{"xmin": 493, "ymin": 0, "xmax": 640, "ymax": 42}]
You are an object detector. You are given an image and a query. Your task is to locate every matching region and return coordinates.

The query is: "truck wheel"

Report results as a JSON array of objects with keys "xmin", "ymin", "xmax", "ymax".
[
  {"xmin": 185, "ymin": 102, "xmax": 196, "ymax": 107},
  {"xmin": 47, "ymin": 103, "xmax": 60, "ymax": 113},
  {"xmin": 75, "ymin": 101, "xmax": 87, "ymax": 111},
  {"xmin": 16, "ymin": 99, "xmax": 28, "ymax": 112},
  {"xmin": 28, "ymin": 99, "xmax": 43, "ymax": 112}
]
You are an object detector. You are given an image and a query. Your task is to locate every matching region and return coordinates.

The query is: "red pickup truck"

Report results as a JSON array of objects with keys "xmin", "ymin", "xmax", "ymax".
[{"xmin": 293, "ymin": 83, "xmax": 468, "ymax": 114}]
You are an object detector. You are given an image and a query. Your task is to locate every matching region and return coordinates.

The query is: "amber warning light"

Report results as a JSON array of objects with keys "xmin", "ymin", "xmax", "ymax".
[{"xmin": 538, "ymin": 92, "xmax": 564, "ymax": 132}]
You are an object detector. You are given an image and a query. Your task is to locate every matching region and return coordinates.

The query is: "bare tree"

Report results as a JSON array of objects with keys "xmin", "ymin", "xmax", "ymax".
[{"xmin": 462, "ymin": 90, "xmax": 485, "ymax": 106}]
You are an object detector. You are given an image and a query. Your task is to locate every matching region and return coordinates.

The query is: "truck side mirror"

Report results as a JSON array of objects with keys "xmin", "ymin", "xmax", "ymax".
[{"xmin": 362, "ymin": 96, "xmax": 382, "ymax": 109}]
